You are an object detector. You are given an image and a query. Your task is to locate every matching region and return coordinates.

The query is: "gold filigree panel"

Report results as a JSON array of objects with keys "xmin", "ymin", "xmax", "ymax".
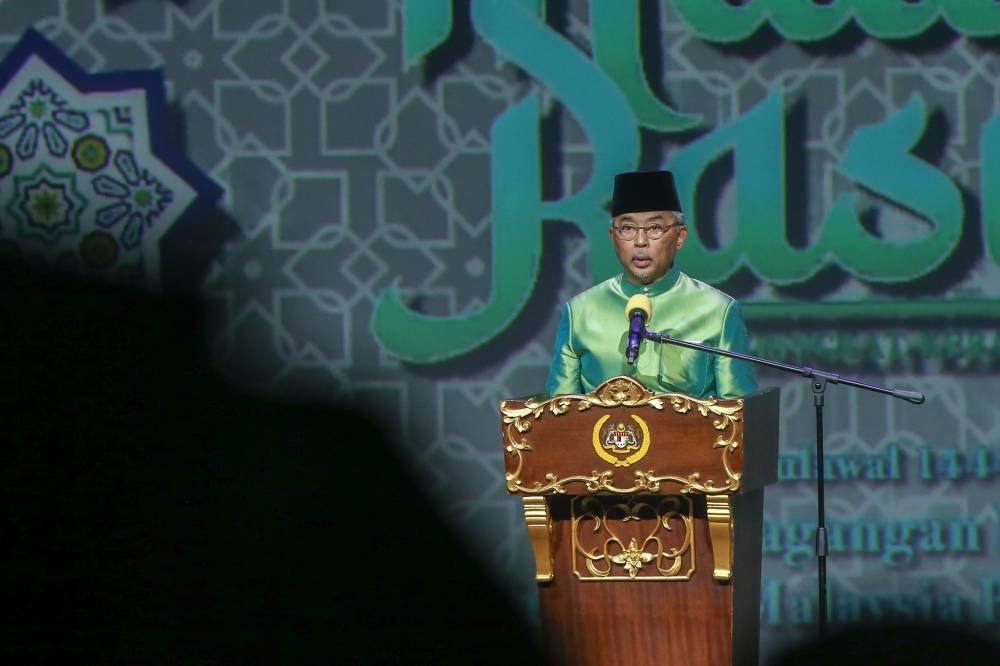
[{"xmin": 571, "ymin": 495, "xmax": 695, "ymax": 581}]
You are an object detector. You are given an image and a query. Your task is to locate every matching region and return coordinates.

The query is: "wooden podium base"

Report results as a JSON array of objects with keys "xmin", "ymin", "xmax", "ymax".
[{"xmin": 533, "ymin": 492, "xmax": 763, "ymax": 666}]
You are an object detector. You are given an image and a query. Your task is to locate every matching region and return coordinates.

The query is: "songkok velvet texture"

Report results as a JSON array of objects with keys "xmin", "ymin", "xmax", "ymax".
[{"xmin": 610, "ymin": 170, "xmax": 682, "ymax": 217}]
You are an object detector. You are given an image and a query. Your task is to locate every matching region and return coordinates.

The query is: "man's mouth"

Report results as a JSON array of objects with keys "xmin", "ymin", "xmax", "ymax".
[{"xmin": 632, "ymin": 256, "xmax": 652, "ymax": 268}]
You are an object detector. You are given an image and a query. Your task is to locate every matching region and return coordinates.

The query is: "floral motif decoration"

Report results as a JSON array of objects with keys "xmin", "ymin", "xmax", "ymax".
[
  {"xmin": 573, "ymin": 496, "xmax": 694, "ymax": 581},
  {"xmin": 0, "ymin": 78, "xmax": 88, "ymax": 160},
  {"xmin": 92, "ymin": 150, "xmax": 173, "ymax": 249},
  {"xmin": 71, "ymin": 134, "xmax": 110, "ymax": 172},
  {"xmin": 0, "ymin": 29, "xmax": 222, "ymax": 284},
  {"xmin": 612, "ymin": 538, "xmax": 654, "ymax": 577},
  {"xmin": 7, "ymin": 164, "xmax": 87, "ymax": 243}
]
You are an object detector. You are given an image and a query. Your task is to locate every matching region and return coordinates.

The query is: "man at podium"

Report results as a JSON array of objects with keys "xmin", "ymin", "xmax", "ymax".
[{"xmin": 545, "ymin": 169, "xmax": 757, "ymax": 400}]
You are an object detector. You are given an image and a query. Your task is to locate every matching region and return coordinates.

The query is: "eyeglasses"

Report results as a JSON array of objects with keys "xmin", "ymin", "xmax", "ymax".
[{"xmin": 611, "ymin": 222, "xmax": 682, "ymax": 240}]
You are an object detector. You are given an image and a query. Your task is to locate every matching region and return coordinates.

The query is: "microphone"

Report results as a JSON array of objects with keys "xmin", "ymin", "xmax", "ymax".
[{"xmin": 624, "ymin": 294, "xmax": 652, "ymax": 365}]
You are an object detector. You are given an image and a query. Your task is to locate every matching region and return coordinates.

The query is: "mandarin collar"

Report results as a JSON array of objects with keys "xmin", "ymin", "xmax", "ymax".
[{"xmin": 618, "ymin": 264, "xmax": 680, "ymax": 298}]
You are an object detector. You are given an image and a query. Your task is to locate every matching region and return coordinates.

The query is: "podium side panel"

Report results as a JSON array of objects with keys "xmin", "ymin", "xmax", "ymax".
[
  {"xmin": 732, "ymin": 488, "xmax": 765, "ymax": 666},
  {"xmin": 741, "ymin": 388, "xmax": 780, "ymax": 492}
]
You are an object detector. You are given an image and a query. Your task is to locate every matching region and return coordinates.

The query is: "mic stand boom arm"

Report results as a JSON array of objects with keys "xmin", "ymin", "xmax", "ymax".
[
  {"xmin": 643, "ymin": 330, "xmax": 925, "ymax": 404},
  {"xmin": 642, "ymin": 329, "xmax": 924, "ymax": 637}
]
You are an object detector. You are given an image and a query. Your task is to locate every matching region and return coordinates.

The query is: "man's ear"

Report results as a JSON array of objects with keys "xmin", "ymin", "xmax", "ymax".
[{"xmin": 675, "ymin": 225, "xmax": 688, "ymax": 250}]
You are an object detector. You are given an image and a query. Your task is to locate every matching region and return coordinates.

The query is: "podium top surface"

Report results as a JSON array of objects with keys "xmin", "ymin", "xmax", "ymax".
[{"xmin": 499, "ymin": 376, "xmax": 779, "ymax": 496}]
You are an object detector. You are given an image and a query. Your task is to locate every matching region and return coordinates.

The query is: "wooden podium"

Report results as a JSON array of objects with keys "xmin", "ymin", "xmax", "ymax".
[{"xmin": 499, "ymin": 376, "xmax": 779, "ymax": 666}]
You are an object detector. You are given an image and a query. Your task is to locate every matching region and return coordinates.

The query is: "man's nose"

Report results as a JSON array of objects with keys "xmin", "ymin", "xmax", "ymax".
[{"xmin": 633, "ymin": 228, "xmax": 649, "ymax": 245}]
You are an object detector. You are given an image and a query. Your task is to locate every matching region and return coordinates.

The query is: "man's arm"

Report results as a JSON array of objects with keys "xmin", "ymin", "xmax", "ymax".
[
  {"xmin": 715, "ymin": 300, "xmax": 758, "ymax": 398},
  {"xmin": 545, "ymin": 303, "xmax": 584, "ymax": 397}
]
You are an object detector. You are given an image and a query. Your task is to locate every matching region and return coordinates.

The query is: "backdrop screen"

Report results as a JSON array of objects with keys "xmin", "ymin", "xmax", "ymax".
[{"xmin": 3, "ymin": 1, "xmax": 999, "ymax": 660}]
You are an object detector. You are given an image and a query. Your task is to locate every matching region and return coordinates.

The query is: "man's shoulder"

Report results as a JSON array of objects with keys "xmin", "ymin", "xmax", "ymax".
[
  {"xmin": 566, "ymin": 275, "xmax": 621, "ymax": 308},
  {"xmin": 675, "ymin": 271, "xmax": 739, "ymax": 307}
]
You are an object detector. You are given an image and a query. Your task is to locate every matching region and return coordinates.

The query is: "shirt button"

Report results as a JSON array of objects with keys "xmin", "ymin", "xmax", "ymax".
[{"xmin": 642, "ymin": 287, "xmax": 648, "ymax": 293}]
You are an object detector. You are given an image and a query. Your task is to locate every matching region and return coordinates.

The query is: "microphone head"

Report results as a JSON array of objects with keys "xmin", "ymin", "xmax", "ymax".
[{"xmin": 625, "ymin": 294, "xmax": 652, "ymax": 321}]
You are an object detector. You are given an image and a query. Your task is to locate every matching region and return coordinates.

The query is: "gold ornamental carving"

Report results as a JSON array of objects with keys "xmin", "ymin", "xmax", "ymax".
[
  {"xmin": 522, "ymin": 496, "xmax": 554, "ymax": 582},
  {"xmin": 500, "ymin": 376, "xmax": 744, "ymax": 495},
  {"xmin": 706, "ymin": 494, "xmax": 734, "ymax": 581},
  {"xmin": 571, "ymin": 495, "xmax": 694, "ymax": 581}
]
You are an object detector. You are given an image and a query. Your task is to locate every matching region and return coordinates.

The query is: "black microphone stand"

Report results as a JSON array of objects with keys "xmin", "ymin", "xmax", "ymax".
[{"xmin": 642, "ymin": 329, "xmax": 924, "ymax": 637}]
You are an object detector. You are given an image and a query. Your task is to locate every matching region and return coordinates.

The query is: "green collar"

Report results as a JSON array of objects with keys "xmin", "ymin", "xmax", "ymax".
[{"xmin": 617, "ymin": 265, "xmax": 681, "ymax": 298}]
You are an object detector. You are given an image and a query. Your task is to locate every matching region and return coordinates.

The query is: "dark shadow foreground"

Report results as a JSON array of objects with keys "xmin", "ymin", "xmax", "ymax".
[
  {"xmin": 0, "ymin": 268, "xmax": 545, "ymax": 665},
  {"xmin": 767, "ymin": 621, "xmax": 1000, "ymax": 666}
]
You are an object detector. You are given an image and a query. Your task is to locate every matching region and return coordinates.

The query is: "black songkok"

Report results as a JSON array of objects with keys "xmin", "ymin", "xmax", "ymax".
[{"xmin": 610, "ymin": 170, "xmax": 682, "ymax": 217}]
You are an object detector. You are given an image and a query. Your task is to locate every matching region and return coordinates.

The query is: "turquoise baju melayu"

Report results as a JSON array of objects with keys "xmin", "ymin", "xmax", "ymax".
[{"xmin": 545, "ymin": 265, "xmax": 758, "ymax": 399}]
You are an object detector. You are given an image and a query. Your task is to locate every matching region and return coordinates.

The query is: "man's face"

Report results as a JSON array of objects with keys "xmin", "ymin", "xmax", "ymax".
[{"xmin": 609, "ymin": 211, "xmax": 687, "ymax": 285}]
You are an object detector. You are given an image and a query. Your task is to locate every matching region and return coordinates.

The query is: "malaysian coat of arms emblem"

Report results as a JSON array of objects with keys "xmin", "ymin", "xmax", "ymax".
[{"xmin": 592, "ymin": 414, "xmax": 650, "ymax": 467}]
